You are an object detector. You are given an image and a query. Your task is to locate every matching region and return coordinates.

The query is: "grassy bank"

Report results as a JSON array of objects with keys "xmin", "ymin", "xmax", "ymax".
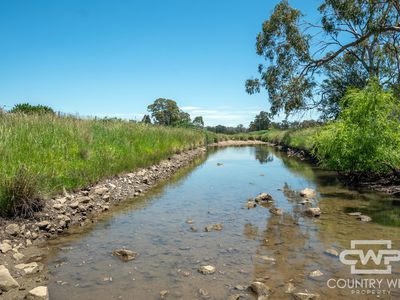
[
  {"xmin": 0, "ymin": 114, "xmax": 210, "ymax": 215},
  {"xmin": 230, "ymin": 127, "xmax": 320, "ymax": 152}
]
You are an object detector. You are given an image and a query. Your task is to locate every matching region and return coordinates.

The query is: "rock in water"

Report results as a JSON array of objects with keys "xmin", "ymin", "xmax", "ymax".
[
  {"xmin": 246, "ymin": 201, "xmax": 257, "ymax": 209},
  {"xmin": 0, "ymin": 265, "xmax": 19, "ymax": 292},
  {"xmin": 309, "ymin": 270, "xmax": 324, "ymax": 278},
  {"xmin": 248, "ymin": 281, "xmax": 271, "ymax": 298},
  {"xmin": 112, "ymin": 249, "xmax": 138, "ymax": 262},
  {"xmin": 300, "ymin": 188, "xmax": 316, "ymax": 198},
  {"xmin": 26, "ymin": 286, "xmax": 49, "ymax": 300},
  {"xmin": 324, "ymin": 248, "xmax": 339, "ymax": 257},
  {"xmin": 293, "ymin": 292, "xmax": 320, "ymax": 300},
  {"xmin": 255, "ymin": 193, "xmax": 273, "ymax": 203},
  {"xmin": 198, "ymin": 265, "xmax": 216, "ymax": 275},
  {"xmin": 357, "ymin": 215, "xmax": 372, "ymax": 222},
  {"xmin": 269, "ymin": 207, "xmax": 283, "ymax": 216},
  {"xmin": 204, "ymin": 224, "xmax": 223, "ymax": 232},
  {"xmin": 305, "ymin": 207, "xmax": 321, "ymax": 217}
]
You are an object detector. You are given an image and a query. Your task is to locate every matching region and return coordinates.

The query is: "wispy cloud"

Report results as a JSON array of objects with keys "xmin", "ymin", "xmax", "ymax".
[{"xmin": 181, "ymin": 106, "xmax": 262, "ymax": 126}]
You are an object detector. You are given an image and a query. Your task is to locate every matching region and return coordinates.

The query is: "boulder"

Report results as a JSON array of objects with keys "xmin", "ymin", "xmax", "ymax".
[
  {"xmin": 198, "ymin": 265, "xmax": 216, "ymax": 275},
  {"xmin": 300, "ymin": 188, "xmax": 316, "ymax": 198},
  {"xmin": 0, "ymin": 265, "xmax": 19, "ymax": 291},
  {"xmin": 5, "ymin": 224, "xmax": 20, "ymax": 236},
  {"xmin": 112, "ymin": 249, "xmax": 138, "ymax": 262},
  {"xmin": 204, "ymin": 224, "xmax": 223, "ymax": 232},
  {"xmin": 255, "ymin": 193, "xmax": 273, "ymax": 203},
  {"xmin": 26, "ymin": 286, "xmax": 49, "ymax": 300},
  {"xmin": 305, "ymin": 207, "xmax": 321, "ymax": 217}
]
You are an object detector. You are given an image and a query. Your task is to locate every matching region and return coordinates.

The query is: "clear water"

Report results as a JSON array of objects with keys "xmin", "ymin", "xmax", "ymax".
[{"xmin": 45, "ymin": 146, "xmax": 400, "ymax": 299}]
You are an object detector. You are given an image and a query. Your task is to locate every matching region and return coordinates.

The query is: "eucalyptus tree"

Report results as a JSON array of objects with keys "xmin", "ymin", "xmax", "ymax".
[{"xmin": 246, "ymin": 0, "xmax": 400, "ymax": 118}]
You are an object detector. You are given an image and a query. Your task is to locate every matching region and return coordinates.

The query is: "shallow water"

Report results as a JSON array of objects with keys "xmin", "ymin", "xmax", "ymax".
[{"xmin": 45, "ymin": 146, "xmax": 400, "ymax": 299}]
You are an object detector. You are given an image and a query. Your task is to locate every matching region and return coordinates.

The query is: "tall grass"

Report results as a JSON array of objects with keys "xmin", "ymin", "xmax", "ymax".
[{"xmin": 0, "ymin": 114, "xmax": 207, "ymax": 211}]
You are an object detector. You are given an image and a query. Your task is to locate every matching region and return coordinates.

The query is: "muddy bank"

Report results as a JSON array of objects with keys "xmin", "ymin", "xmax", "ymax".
[{"xmin": 0, "ymin": 147, "xmax": 206, "ymax": 299}]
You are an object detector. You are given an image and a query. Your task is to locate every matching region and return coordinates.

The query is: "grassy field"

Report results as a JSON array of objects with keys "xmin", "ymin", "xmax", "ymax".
[{"xmin": 0, "ymin": 114, "xmax": 212, "ymax": 215}]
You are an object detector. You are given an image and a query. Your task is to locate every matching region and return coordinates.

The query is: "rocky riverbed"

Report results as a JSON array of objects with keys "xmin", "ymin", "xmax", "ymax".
[{"xmin": 0, "ymin": 147, "xmax": 211, "ymax": 299}]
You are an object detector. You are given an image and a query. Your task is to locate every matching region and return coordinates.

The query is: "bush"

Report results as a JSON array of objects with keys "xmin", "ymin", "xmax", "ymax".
[
  {"xmin": 0, "ymin": 166, "xmax": 43, "ymax": 218},
  {"xmin": 314, "ymin": 80, "xmax": 400, "ymax": 173},
  {"xmin": 10, "ymin": 103, "xmax": 55, "ymax": 115}
]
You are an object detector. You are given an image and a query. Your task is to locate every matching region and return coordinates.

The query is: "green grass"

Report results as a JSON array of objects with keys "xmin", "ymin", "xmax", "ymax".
[
  {"xmin": 234, "ymin": 127, "xmax": 321, "ymax": 151},
  {"xmin": 0, "ymin": 113, "xmax": 212, "ymax": 213}
]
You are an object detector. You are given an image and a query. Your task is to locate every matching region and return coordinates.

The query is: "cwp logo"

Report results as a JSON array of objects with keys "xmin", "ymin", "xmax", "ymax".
[{"xmin": 339, "ymin": 240, "xmax": 400, "ymax": 274}]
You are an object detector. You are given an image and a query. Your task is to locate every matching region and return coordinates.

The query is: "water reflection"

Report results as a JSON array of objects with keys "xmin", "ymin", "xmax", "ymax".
[{"xmin": 44, "ymin": 146, "xmax": 400, "ymax": 300}]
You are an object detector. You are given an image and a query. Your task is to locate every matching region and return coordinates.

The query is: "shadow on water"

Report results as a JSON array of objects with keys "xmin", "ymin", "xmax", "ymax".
[{"xmin": 44, "ymin": 146, "xmax": 400, "ymax": 300}]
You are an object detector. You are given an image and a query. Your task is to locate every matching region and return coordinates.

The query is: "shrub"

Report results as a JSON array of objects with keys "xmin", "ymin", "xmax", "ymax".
[
  {"xmin": 314, "ymin": 80, "xmax": 400, "ymax": 173},
  {"xmin": 10, "ymin": 103, "xmax": 55, "ymax": 115},
  {"xmin": 0, "ymin": 166, "xmax": 43, "ymax": 218}
]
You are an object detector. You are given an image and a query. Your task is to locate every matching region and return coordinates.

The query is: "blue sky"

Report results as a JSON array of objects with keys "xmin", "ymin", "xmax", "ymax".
[{"xmin": 0, "ymin": 0, "xmax": 320, "ymax": 126}]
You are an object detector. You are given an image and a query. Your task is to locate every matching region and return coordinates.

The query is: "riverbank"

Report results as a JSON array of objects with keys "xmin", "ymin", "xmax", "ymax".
[
  {"xmin": 0, "ymin": 114, "xmax": 207, "ymax": 218},
  {"xmin": 0, "ymin": 146, "xmax": 208, "ymax": 299},
  {"xmin": 245, "ymin": 128, "xmax": 400, "ymax": 195}
]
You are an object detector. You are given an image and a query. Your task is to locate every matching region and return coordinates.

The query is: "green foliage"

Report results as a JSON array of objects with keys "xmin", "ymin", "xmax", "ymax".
[
  {"xmin": 249, "ymin": 111, "xmax": 271, "ymax": 131},
  {"xmin": 0, "ymin": 114, "xmax": 206, "ymax": 216},
  {"xmin": 147, "ymin": 98, "xmax": 190, "ymax": 126},
  {"xmin": 192, "ymin": 116, "xmax": 204, "ymax": 128},
  {"xmin": 0, "ymin": 166, "xmax": 43, "ymax": 218},
  {"xmin": 314, "ymin": 81, "xmax": 400, "ymax": 173},
  {"xmin": 10, "ymin": 103, "xmax": 55, "ymax": 115},
  {"xmin": 247, "ymin": 0, "xmax": 400, "ymax": 117},
  {"xmin": 141, "ymin": 114, "xmax": 151, "ymax": 124}
]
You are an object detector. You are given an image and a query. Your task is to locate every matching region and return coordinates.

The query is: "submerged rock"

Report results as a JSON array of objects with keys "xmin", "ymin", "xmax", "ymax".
[
  {"xmin": 112, "ymin": 249, "xmax": 138, "ymax": 262},
  {"xmin": 269, "ymin": 207, "xmax": 283, "ymax": 216},
  {"xmin": 0, "ymin": 265, "xmax": 19, "ymax": 291},
  {"xmin": 248, "ymin": 281, "xmax": 271, "ymax": 298},
  {"xmin": 198, "ymin": 265, "xmax": 216, "ymax": 275},
  {"xmin": 285, "ymin": 282, "xmax": 296, "ymax": 293},
  {"xmin": 293, "ymin": 292, "xmax": 320, "ymax": 300},
  {"xmin": 324, "ymin": 248, "xmax": 339, "ymax": 257},
  {"xmin": 300, "ymin": 188, "xmax": 316, "ymax": 198},
  {"xmin": 255, "ymin": 193, "xmax": 273, "ymax": 203},
  {"xmin": 160, "ymin": 290, "xmax": 169, "ymax": 299},
  {"xmin": 305, "ymin": 207, "xmax": 321, "ymax": 217},
  {"xmin": 204, "ymin": 224, "xmax": 223, "ymax": 232},
  {"xmin": 26, "ymin": 286, "xmax": 49, "ymax": 300}
]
